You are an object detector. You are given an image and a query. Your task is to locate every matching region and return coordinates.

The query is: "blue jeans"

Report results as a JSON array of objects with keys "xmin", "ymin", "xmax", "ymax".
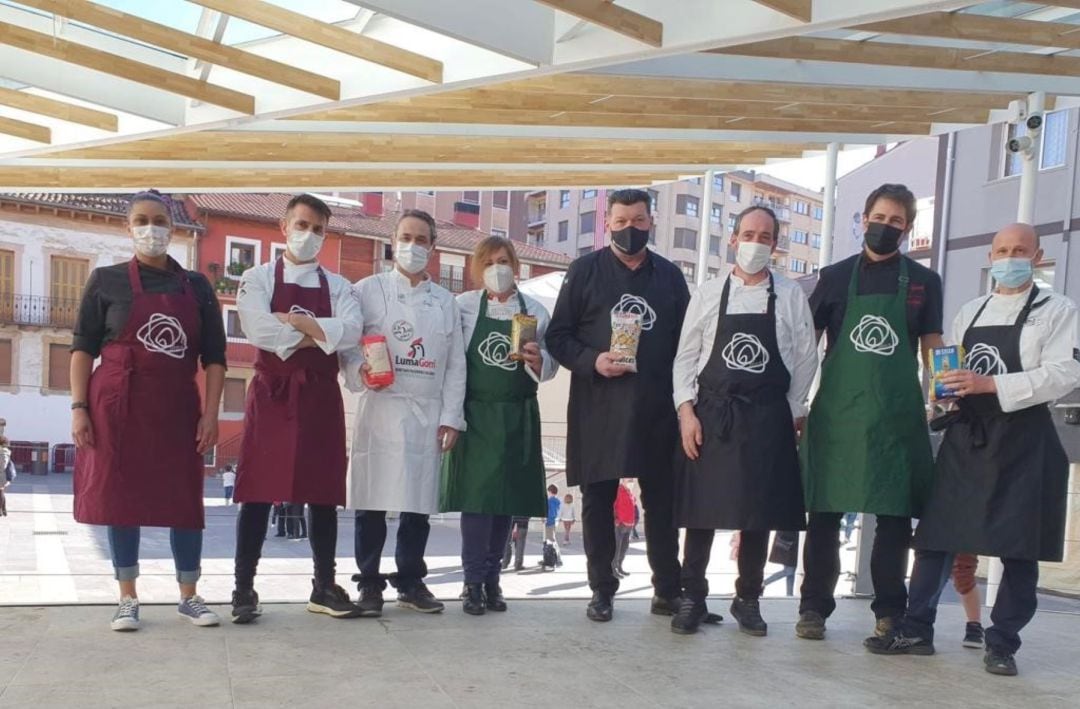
[{"xmin": 107, "ymin": 526, "xmax": 202, "ymax": 584}]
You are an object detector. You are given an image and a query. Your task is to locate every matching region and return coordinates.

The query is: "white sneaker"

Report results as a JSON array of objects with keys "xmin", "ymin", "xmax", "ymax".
[
  {"xmin": 178, "ymin": 595, "xmax": 221, "ymax": 627},
  {"xmin": 111, "ymin": 596, "xmax": 140, "ymax": 632}
]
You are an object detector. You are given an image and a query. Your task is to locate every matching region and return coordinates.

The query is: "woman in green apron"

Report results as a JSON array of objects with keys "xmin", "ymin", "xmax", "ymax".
[{"xmin": 441, "ymin": 237, "xmax": 558, "ymax": 615}]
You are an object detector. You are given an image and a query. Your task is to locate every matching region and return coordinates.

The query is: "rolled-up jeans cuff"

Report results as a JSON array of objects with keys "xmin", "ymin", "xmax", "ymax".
[
  {"xmin": 176, "ymin": 567, "xmax": 201, "ymax": 584},
  {"xmin": 114, "ymin": 564, "xmax": 139, "ymax": 581}
]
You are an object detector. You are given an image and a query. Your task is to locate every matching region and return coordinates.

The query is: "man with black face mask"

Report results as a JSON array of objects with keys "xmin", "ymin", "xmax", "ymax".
[
  {"xmin": 547, "ymin": 189, "xmax": 691, "ymax": 623},
  {"xmin": 797, "ymin": 184, "xmax": 944, "ymax": 643}
]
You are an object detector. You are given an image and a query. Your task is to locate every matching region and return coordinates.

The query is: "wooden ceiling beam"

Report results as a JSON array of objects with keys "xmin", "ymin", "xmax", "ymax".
[
  {"xmin": 0, "ymin": 20, "xmax": 254, "ymax": 114},
  {"xmin": 483, "ymin": 73, "xmax": 1026, "ymax": 109},
  {"xmin": 853, "ymin": 11, "xmax": 1080, "ymax": 51},
  {"xmin": 16, "ymin": 0, "xmax": 340, "ymax": 100},
  {"xmin": 751, "ymin": 0, "xmax": 812, "ymax": 22},
  {"xmin": 0, "ymin": 115, "xmax": 50, "ymax": 143},
  {"xmin": 534, "ymin": 1, "xmax": 663, "ymax": 47},
  {"xmin": 0, "ymin": 86, "xmax": 117, "ymax": 131},
  {"xmin": 711, "ymin": 36, "xmax": 1080, "ymax": 78},
  {"xmin": 189, "ymin": 0, "xmax": 443, "ymax": 83}
]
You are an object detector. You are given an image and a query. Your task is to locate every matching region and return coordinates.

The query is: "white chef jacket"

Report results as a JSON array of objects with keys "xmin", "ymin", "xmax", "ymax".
[
  {"xmin": 236, "ymin": 260, "xmax": 363, "ymax": 359},
  {"xmin": 673, "ymin": 270, "xmax": 818, "ymax": 418},
  {"xmin": 455, "ymin": 289, "xmax": 559, "ymax": 385},
  {"xmin": 952, "ymin": 285, "xmax": 1080, "ymax": 413}
]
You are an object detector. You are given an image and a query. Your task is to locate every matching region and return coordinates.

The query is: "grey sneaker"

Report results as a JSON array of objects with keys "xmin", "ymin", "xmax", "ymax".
[
  {"xmin": 397, "ymin": 583, "xmax": 445, "ymax": 613},
  {"xmin": 178, "ymin": 595, "xmax": 221, "ymax": 627},
  {"xmin": 795, "ymin": 611, "xmax": 826, "ymax": 640},
  {"xmin": 111, "ymin": 596, "xmax": 140, "ymax": 632}
]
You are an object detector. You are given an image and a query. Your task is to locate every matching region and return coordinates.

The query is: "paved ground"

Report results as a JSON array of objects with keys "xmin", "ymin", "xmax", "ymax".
[{"xmin": 2, "ymin": 598, "xmax": 1079, "ymax": 708}]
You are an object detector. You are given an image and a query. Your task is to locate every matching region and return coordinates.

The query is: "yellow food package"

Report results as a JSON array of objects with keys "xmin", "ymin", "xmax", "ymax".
[
  {"xmin": 610, "ymin": 311, "xmax": 643, "ymax": 372},
  {"xmin": 510, "ymin": 313, "xmax": 538, "ymax": 362}
]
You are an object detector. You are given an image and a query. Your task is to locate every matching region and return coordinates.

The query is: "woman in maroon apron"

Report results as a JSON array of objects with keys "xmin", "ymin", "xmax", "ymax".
[{"xmin": 71, "ymin": 190, "xmax": 226, "ymax": 632}]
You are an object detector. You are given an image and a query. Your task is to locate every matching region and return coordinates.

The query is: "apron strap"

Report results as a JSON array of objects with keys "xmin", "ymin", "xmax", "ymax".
[
  {"xmin": 128, "ymin": 257, "xmax": 192, "ymax": 297},
  {"xmin": 273, "ymin": 257, "xmax": 331, "ymax": 317},
  {"xmin": 847, "ymin": 253, "xmax": 909, "ymax": 302},
  {"xmin": 966, "ymin": 284, "xmax": 1040, "ymax": 333},
  {"xmin": 718, "ymin": 271, "xmax": 776, "ymax": 323}
]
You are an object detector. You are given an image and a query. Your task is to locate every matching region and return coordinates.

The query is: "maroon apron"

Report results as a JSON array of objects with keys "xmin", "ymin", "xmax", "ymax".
[
  {"xmin": 74, "ymin": 258, "xmax": 204, "ymax": 529},
  {"xmin": 234, "ymin": 258, "xmax": 347, "ymax": 507}
]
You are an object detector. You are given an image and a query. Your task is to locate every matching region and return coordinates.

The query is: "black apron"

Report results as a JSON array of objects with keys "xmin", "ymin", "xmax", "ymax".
[
  {"xmin": 565, "ymin": 250, "xmax": 683, "ymax": 487},
  {"xmin": 674, "ymin": 274, "xmax": 806, "ymax": 531},
  {"xmin": 914, "ymin": 286, "xmax": 1069, "ymax": 562}
]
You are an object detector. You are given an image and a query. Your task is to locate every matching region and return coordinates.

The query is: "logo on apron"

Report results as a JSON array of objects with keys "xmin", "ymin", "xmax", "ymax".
[
  {"xmin": 722, "ymin": 333, "xmax": 770, "ymax": 374},
  {"xmin": 136, "ymin": 313, "xmax": 188, "ymax": 359},
  {"xmin": 477, "ymin": 332, "xmax": 518, "ymax": 371},
  {"xmin": 850, "ymin": 315, "xmax": 899, "ymax": 356},
  {"xmin": 966, "ymin": 342, "xmax": 1007, "ymax": 376},
  {"xmin": 392, "ymin": 320, "xmax": 414, "ymax": 341},
  {"xmin": 408, "ymin": 338, "xmax": 426, "ymax": 359},
  {"xmin": 612, "ymin": 294, "xmax": 657, "ymax": 331},
  {"xmin": 288, "ymin": 304, "xmax": 316, "ymax": 318}
]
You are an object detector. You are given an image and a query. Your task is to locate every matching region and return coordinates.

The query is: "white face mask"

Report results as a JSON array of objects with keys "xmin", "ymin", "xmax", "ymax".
[
  {"xmin": 395, "ymin": 242, "xmax": 430, "ymax": 275},
  {"xmin": 287, "ymin": 229, "xmax": 324, "ymax": 262},
  {"xmin": 483, "ymin": 264, "xmax": 516, "ymax": 294},
  {"xmin": 132, "ymin": 225, "xmax": 171, "ymax": 258},
  {"xmin": 735, "ymin": 241, "xmax": 772, "ymax": 275}
]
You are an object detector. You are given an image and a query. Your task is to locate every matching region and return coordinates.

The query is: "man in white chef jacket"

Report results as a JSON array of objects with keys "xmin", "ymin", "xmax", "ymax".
[
  {"xmin": 867, "ymin": 223, "xmax": 1080, "ymax": 677},
  {"xmin": 342, "ymin": 209, "xmax": 466, "ymax": 617}
]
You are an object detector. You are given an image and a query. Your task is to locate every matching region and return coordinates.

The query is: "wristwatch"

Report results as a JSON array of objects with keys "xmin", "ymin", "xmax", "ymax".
[{"xmin": 71, "ymin": 401, "xmax": 89, "ymax": 411}]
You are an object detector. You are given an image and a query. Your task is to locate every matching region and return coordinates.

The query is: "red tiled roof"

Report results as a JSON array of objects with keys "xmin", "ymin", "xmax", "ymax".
[
  {"xmin": 1, "ymin": 192, "xmax": 201, "ymax": 230},
  {"xmin": 189, "ymin": 193, "xmax": 571, "ymax": 268}
]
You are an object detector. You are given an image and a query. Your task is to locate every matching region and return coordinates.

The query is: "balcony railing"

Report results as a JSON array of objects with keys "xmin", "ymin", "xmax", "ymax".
[
  {"xmin": 0, "ymin": 293, "xmax": 80, "ymax": 329},
  {"xmin": 752, "ymin": 197, "xmax": 792, "ymax": 223},
  {"xmin": 528, "ymin": 210, "xmax": 547, "ymax": 225}
]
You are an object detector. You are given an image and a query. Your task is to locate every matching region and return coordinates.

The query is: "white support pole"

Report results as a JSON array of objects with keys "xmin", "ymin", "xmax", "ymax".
[
  {"xmin": 819, "ymin": 142, "xmax": 840, "ymax": 269},
  {"xmin": 696, "ymin": 168, "xmax": 716, "ymax": 287},
  {"xmin": 988, "ymin": 91, "xmax": 1046, "ymax": 608}
]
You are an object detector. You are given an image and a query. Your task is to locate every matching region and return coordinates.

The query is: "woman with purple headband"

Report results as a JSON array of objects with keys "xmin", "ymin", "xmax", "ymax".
[{"xmin": 70, "ymin": 190, "xmax": 227, "ymax": 632}]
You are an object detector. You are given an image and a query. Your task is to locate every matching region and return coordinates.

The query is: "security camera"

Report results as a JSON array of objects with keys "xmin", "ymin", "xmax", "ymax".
[
  {"xmin": 1007, "ymin": 135, "xmax": 1034, "ymax": 154},
  {"xmin": 1027, "ymin": 114, "xmax": 1043, "ymax": 131}
]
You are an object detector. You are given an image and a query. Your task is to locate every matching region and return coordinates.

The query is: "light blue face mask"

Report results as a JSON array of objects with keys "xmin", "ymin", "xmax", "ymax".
[{"xmin": 990, "ymin": 257, "xmax": 1034, "ymax": 288}]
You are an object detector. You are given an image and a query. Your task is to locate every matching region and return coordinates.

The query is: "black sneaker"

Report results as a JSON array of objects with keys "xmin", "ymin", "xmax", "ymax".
[
  {"xmin": 864, "ymin": 630, "xmax": 935, "ymax": 656},
  {"xmin": 963, "ymin": 621, "xmax": 985, "ymax": 649},
  {"xmin": 586, "ymin": 591, "xmax": 613, "ymax": 622},
  {"xmin": 670, "ymin": 598, "xmax": 708, "ymax": 635},
  {"xmin": 873, "ymin": 616, "xmax": 898, "ymax": 638},
  {"xmin": 795, "ymin": 611, "xmax": 826, "ymax": 640},
  {"xmin": 397, "ymin": 583, "xmax": 445, "ymax": 613},
  {"xmin": 484, "ymin": 582, "xmax": 508, "ymax": 612},
  {"xmin": 462, "ymin": 583, "xmax": 485, "ymax": 616},
  {"xmin": 731, "ymin": 597, "xmax": 768, "ymax": 637},
  {"xmin": 984, "ymin": 649, "xmax": 1018, "ymax": 676},
  {"xmin": 231, "ymin": 588, "xmax": 262, "ymax": 625},
  {"xmin": 307, "ymin": 582, "xmax": 363, "ymax": 619},
  {"xmin": 650, "ymin": 594, "xmax": 682, "ymax": 616}
]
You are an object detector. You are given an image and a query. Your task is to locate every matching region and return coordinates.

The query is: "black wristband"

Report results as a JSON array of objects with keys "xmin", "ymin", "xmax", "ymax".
[{"xmin": 71, "ymin": 401, "xmax": 89, "ymax": 411}]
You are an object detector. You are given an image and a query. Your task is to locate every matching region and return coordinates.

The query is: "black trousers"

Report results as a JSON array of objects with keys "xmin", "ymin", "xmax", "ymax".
[
  {"xmin": 582, "ymin": 476, "xmax": 680, "ymax": 598},
  {"xmin": 354, "ymin": 510, "xmax": 430, "ymax": 592},
  {"xmin": 235, "ymin": 502, "xmax": 337, "ymax": 590},
  {"xmin": 286, "ymin": 503, "xmax": 307, "ymax": 538},
  {"xmin": 681, "ymin": 529, "xmax": 770, "ymax": 601},
  {"xmin": 460, "ymin": 513, "xmax": 512, "ymax": 584},
  {"xmin": 800, "ymin": 512, "xmax": 912, "ymax": 619},
  {"xmin": 502, "ymin": 522, "xmax": 528, "ymax": 569},
  {"xmin": 613, "ymin": 524, "xmax": 633, "ymax": 572},
  {"xmin": 903, "ymin": 549, "xmax": 1038, "ymax": 655}
]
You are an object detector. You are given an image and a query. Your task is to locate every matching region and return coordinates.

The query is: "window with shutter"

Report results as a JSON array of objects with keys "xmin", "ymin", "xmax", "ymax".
[
  {"xmin": 0, "ymin": 339, "xmax": 11, "ymax": 385},
  {"xmin": 48, "ymin": 343, "xmax": 71, "ymax": 390},
  {"xmin": 50, "ymin": 257, "xmax": 88, "ymax": 328},
  {"xmin": 223, "ymin": 378, "xmax": 247, "ymax": 413}
]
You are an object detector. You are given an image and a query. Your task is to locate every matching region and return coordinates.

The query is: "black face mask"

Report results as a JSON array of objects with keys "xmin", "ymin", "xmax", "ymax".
[
  {"xmin": 864, "ymin": 222, "xmax": 904, "ymax": 256},
  {"xmin": 611, "ymin": 226, "xmax": 650, "ymax": 256}
]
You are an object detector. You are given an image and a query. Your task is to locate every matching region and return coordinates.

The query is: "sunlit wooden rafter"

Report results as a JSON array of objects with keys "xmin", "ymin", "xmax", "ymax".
[
  {"xmin": 534, "ymin": 0, "xmax": 662, "ymax": 47},
  {"xmin": 0, "ymin": 116, "xmax": 50, "ymax": 143},
  {"xmin": 0, "ymin": 86, "xmax": 117, "ymax": 131},
  {"xmin": 854, "ymin": 11, "xmax": 1080, "ymax": 51},
  {"xmin": 751, "ymin": 1, "xmax": 812, "ymax": 22}
]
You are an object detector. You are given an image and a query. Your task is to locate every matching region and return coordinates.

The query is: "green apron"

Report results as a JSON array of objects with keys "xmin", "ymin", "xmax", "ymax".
[
  {"xmin": 801, "ymin": 257, "xmax": 934, "ymax": 517},
  {"xmin": 440, "ymin": 292, "xmax": 547, "ymax": 517}
]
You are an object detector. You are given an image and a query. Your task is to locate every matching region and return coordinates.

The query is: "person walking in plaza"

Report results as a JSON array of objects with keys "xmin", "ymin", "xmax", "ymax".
[
  {"xmin": 952, "ymin": 553, "xmax": 986, "ymax": 649},
  {"xmin": 545, "ymin": 485, "xmax": 561, "ymax": 543},
  {"xmin": 867, "ymin": 223, "xmax": 1079, "ymax": 676},
  {"xmin": 762, "ymin": 531, "xmax": 800, "ymax": 598},
  {"xmin": 0, "ymin": 436, "xmax": 13, "ymax": 517},
  {"xmin": 798, "ymin": 184, "xmax": 943, "ymax": 642},
  {"xmin": 440, "ymin": 236, "xmax": 558, "ymax": 616},
  {"xmin": 344, "ymin": 209, "xmax": 466, "ymax": 617},
  {"xmin": 502, "ymin": 516, "xmax": 531, "ymax": 571},
  {"xmin": 221, "ymin": 465, "xmax": 236, "ymax": 506},
  {"xmin": 231, "ymin": 193, "xmax": 365, "ymax": 624},
  {"xmin": 70, "ymin": 190, "xmax": 225, "ymax": 631},
  {"xmin": 547, "ymin": 188, "xmax": 690, "ymax": 623},
  {"xmin": 671, "ymin": 205, "xmax": 817, "ymax": 635},
  {"xmin": 560, "ymin": 493, "xmax": 576, "ymax": 545},
  {"xmin": 612, "ymin": 480, "xmax": 636, "ymax": 578}
]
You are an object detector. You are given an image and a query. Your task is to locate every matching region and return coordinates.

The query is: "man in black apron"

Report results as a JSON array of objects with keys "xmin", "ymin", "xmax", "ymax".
[
  {"xmin": 547, "ymin": 189, "xmax": 690, "ymax": 622},
  {"xmin": 671, "ymin": 206, "xmax": 817, "ymax": 635},
  {"xmin": 800, "ymin": 184, "xmax": 944, "ymax": 641},
  {"xmin": 867, "ymin": 223, "xmax": 1080, "ymax": 676}
]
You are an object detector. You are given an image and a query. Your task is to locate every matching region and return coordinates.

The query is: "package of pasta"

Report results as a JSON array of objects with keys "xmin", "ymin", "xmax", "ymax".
[
  {"xmin": 510, "ymin": 313, "xmax": 538, "ymax": 361},
  {"xmin": 610, "ymin": 311, "xmax": 643, "ymax": 372}
]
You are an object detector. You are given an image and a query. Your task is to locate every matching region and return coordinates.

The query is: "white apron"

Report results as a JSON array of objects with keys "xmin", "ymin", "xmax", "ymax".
[{"xmin": 347, "ymin": 277, "xmax": 450, "ymax": 514}]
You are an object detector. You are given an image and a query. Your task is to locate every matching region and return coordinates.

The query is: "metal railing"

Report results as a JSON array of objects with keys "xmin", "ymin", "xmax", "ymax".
[{"xmin": 0, "ymin": 293, "xmax": 80, "ymax": 329}]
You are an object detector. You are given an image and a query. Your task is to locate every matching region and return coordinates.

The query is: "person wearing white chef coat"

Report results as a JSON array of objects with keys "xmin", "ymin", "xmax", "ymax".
[
  {"xmin": 867, "ymin": 223, "xmax": 1080, "ymax": 677},
  {"xmin": 343, "ymin": 209, "xmax": 467, "ymax": 617}
]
